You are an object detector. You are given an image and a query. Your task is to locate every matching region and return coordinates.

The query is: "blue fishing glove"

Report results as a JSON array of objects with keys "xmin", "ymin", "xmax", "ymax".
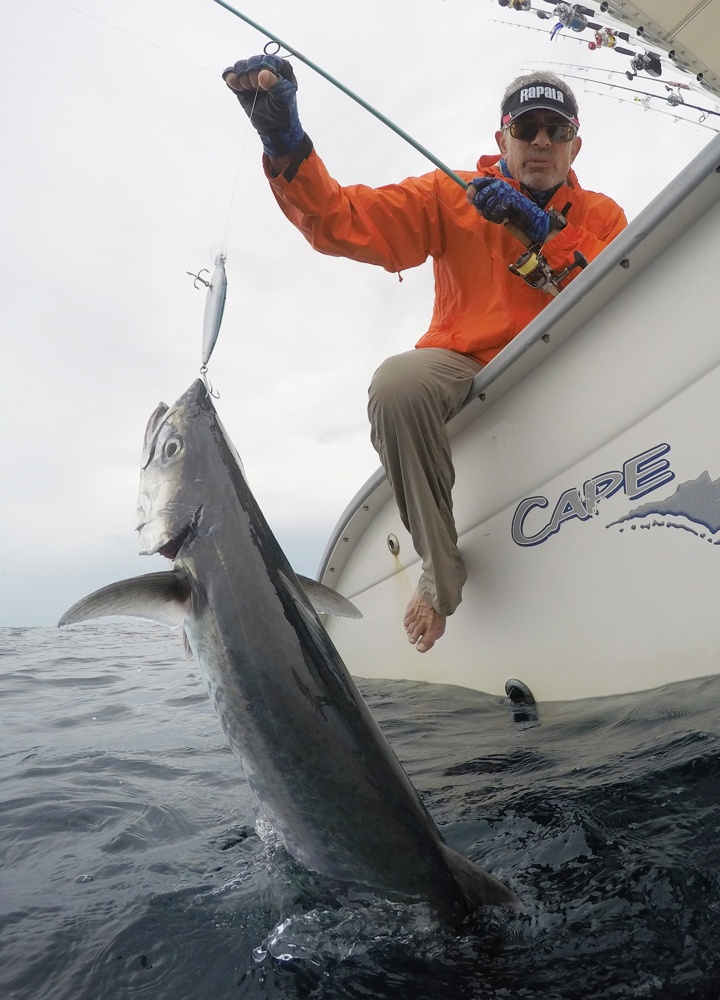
[
  {"xmin": 222, "ymin": 54, "xmax": 304, "ymax": 157},
  {"xmin": 470, "ymin": 178, "xmax": 550, "ymax": 246}
]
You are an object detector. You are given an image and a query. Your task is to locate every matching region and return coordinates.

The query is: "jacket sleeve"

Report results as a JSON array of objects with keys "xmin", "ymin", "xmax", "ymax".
[{"xmin": 265, "ymin": 149, "xmax": 446, "ymax": 273}]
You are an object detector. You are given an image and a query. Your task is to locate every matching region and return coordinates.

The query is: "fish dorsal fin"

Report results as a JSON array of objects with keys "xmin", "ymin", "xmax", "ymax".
[
  {"xmin": 59, "ymin": 571, "xmax": 191, "ymax": 628},
  {"xmin": 296, "ymin": 575, "xmax": 362, "ymax": 619}
]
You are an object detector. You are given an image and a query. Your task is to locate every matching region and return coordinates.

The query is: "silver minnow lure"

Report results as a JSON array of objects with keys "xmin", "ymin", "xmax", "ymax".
[
  {"xmin": 60, "ymin": 380, "xmax": 518, "ymax": 926},
  {"xmin": 202, "ymin": 250, "xmax": 227, "ymax": 368}
]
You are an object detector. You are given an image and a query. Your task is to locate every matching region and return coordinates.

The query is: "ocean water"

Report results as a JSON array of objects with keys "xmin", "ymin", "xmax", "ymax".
[{"xmin": 2, "ymin": 623, "xmax": 720, "ymax": 1000}]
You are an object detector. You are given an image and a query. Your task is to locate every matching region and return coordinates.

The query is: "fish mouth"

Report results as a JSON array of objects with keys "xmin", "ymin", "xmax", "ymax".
[
  {"xmin": 138, "ymin": 506, "xmax": 203, "ymax": 560},
  {"xmin": 157, "ymin": 521, "xmax": 196, "ymax": 561}
]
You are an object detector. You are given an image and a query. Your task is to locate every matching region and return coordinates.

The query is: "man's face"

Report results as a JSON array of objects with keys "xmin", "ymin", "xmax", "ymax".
[{"xmin": 495, "ymin": 111, "xmax": 582, "ymax": 191}]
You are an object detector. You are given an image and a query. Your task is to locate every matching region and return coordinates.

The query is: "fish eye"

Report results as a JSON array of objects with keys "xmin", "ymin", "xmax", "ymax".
[{"xmin": 163, "ymin": 436, "xmax": 183, "ymax": 461}]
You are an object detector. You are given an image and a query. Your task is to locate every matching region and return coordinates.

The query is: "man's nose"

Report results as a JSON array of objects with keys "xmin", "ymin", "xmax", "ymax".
[{"xmin": 531, "ymin": 127, "xmax": 553, "ymax": 146}]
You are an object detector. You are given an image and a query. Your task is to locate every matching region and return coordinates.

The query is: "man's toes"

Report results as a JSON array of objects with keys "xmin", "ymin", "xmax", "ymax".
[
  {"xmin": 405, "ymin": 619, "xmax": 423, "ymax": 644},
  {"xmin": 403, "ymin": 609, "xmax": 418, "ymax": 631},
  {"xmin": 414, "ymin": 617, "xmax": 446, "ymax": 653},
  {"xmin": 404, "ymin": 591, "xmax": 446, "ymax": 652}
]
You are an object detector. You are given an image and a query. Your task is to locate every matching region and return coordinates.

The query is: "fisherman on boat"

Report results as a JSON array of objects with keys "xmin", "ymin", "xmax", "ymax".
[{"xmin": 223, "ymin": 58, "xmax": 626, "ymax": 654}]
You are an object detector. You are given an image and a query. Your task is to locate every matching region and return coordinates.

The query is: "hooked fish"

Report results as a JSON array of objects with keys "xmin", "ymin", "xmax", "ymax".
[{"xmin": 59, "ymin": 380, "xmax": 518, "ymax": 924}]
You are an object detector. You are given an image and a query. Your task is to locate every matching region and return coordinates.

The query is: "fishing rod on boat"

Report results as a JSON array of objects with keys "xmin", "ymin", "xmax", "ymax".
[
  {"xmin": 525, "ymin": 58, "xmax": 717, "ymax": 103},
  {"xmin": 496, "ymin": 0, "xmax": 627, "ymax": 39},
  {"xmin": 584, "ymin": 90, "xmax": 720, "ymax": 131},
  {"xmin": 211, "ymin": 0, "xmax": 583, "ymax": 296},
  {"xmin": 531, "ymin": 52, "xmax": 720, "ymax": 127},
  {"xmin": 494, "ymin": 2, "xmax": 666, "ymax": 81},
  {"xmin": 555, "ymin": 71, "xmax": 720, "ymax": 119},
  {"xmin": 501, "ymin": 0, "xmax": 634, "ymax": 40}
]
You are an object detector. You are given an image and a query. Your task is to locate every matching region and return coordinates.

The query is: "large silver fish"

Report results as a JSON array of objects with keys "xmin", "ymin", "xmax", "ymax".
[{"xmin": 60, "ymin": 380, "xmax": 518, "ymax": 924}]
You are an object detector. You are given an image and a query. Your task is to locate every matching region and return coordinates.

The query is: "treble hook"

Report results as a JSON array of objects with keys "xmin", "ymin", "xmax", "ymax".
[
  {"xmin": 187, "ymin": 269, "xmax": 211, "ymax": 291},
  {"xmin": 200, "ymin": 364, "xmax": 220, "ymax": 399}
]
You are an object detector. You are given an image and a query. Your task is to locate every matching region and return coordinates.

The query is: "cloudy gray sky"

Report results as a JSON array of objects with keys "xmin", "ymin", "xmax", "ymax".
[{"xmin": 1, "ymin": 0, "xmax": 714, "ymax": 625}]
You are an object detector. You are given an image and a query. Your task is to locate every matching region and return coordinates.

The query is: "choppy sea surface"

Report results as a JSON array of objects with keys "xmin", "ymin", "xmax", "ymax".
[{"xmin": 2, "ymin": 623, "xmax": 720, "ymax": 1000}]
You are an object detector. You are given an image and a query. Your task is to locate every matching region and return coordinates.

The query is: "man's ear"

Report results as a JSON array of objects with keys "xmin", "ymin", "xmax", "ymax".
[
  {"xmin": 570, "ymin": 135, "xmax": 582, "ymax": 164},
  {"xmin": 495, "ymin": 129, "xmax": 507, "ymax": 156}
]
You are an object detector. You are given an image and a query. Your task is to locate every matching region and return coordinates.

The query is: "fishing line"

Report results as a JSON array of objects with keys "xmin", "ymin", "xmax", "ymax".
[
  {"xmin": 41, "ymin": 0, "xmax": 254, "ymax": 383},
  {"xmin": 42, "ymin": 0, "xmax": 218, "ymax": 78},
  {"xmin": 211, "ymin": 0, "xmax": 468, "ymax": 190},
  {"xmin": 222, "ymin": 88, "xmax": 261, "ymax": 245},
  {"xmin": 210, "ymin": 0, "xmax": 562, "ymax": 287},
  {"xmin": 41, "ymin": 0, "xmax": 251, "ymax": 232},
  {"xmin": 195, "ymin": 90, "xmax": 261, "ymax": 397}
]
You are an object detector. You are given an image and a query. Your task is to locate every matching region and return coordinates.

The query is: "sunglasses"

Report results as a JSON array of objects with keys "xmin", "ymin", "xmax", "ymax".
[{"xmin": 507, "ymin": 120, "xmax": 577, "ymax": 143}]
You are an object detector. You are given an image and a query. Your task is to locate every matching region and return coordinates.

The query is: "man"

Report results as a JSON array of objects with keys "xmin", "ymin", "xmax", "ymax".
[{"xmin": 223, "ymin": 59, "xmax": 627, "ymax": 653}]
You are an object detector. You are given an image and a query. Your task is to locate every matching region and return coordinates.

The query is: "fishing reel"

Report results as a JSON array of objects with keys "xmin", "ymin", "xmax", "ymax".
[
  {"xmin": 505, "ymin": 210, "xmax": 587, "ymax": 296},
  {"xmin": 627, "ymin": 51, "xmax": 663, "ymax": 80},
  {"xmin": 588, "ymin": 26, "xmax": 617, "ymax": 50},
  {"xmin": 509, "ymin": 248, "xmax": 588, "ymax": 296},
  {"xmin": 537, "ymin": 2, "xmax": 591, "ymax": 32}
]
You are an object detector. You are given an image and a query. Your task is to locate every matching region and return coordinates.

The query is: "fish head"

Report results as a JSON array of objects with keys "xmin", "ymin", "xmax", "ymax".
[{"xmin": 137, "ymin": 380, "xmax": 219, "ymax": 559}]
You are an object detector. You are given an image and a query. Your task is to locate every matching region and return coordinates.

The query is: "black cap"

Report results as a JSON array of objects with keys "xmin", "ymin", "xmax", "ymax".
[{"xmin": 501, "ymin": 82, "xmax": 579, "ymax": 127}]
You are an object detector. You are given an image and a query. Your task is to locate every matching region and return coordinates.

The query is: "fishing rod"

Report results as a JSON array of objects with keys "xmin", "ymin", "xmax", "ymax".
[
  {"xmin": 212, "ymin": 0, "xmax": 586, "ymax": 295},
  {"xmin": 527, "ymin": 59, "xmax": 718, "ymax": 105},
  {"xmin": 558, "ymin": 71, "xmax": 720, "ymax": 118},
  {"xmin": 585, "ymin": 90, "xmax": 720, "ymax": 131},
  {"xmin": 211, "ymin": 0, "xmax": 467, "ymax": 190},
  {"xmin": 490, "ymin": 17, "xmax": 587, "ymax": 47},
  {"xmin": 493, "ymin": 11, "xmax": 665, "ymax": 81}
]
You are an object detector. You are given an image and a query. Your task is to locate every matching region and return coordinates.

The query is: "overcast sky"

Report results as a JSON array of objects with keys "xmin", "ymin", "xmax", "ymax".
[{"xmin": 1, "ymin": 0, "xmax": 715, "ymax": 626}]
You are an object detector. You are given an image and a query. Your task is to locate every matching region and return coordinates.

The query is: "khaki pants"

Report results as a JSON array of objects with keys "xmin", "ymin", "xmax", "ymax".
[{"xmin": 367, "ymin": 348, "xmax": 483, "ymax": 616}]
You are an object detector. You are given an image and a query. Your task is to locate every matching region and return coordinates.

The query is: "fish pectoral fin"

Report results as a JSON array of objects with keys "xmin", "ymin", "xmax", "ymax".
[
  {"xmin": 439, "ymin": 842, "xmax": 520, "ymax": 912},
  {"xmin": 296, "ymin": 575, "xmax": 362, "ymax": 619},
  {"xmin": 58, "ymin": 571, "xmax": 191, "ymax": 628}
]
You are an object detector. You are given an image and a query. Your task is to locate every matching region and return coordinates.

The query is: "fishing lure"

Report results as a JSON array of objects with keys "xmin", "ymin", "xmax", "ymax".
[{"xmin": 187, "ymin": 244, "xmax": 227, "ymax": 394}]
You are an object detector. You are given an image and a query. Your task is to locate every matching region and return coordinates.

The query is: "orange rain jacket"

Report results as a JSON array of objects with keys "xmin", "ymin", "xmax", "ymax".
[{"xmin": 266, "ymin": 150, "xmax": 627, "ymax": 366}]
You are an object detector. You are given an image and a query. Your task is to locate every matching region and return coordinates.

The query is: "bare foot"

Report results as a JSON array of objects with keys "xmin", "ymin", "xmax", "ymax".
[{"xmin": 403, "ymin": 590, "xmax": 446, "ymax": 653}]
